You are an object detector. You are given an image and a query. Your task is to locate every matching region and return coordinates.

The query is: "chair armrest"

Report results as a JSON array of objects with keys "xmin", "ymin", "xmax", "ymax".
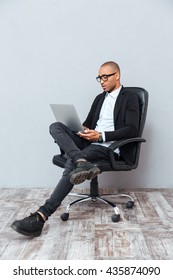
[
  {"xmin": 107, "ymin": 137, "xmax": 146, "ymax": 151},
  {"xmin": 107, "ymin": 137, "xmax": 146, "ymax": 169}
]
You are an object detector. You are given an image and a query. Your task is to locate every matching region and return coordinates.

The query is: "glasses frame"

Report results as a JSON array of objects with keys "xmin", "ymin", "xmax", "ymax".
[{"xmin": 96, "ymin": 72, "xmax": 116, "ymax": 83}]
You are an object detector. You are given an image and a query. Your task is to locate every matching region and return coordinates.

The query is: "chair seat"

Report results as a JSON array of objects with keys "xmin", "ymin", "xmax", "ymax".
[{"xmin": 52, "ymin": 154, "xmax": 134, "ymax": 172}]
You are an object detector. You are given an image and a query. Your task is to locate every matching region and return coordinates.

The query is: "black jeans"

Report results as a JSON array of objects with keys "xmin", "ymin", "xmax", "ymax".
[{"xmin": 38, "ymin": 122, "xmax": 114, "ymax": 219}]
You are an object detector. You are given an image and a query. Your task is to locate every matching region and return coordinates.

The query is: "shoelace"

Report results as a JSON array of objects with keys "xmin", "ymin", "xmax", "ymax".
[{"xmin": 23, "ymin": 213, "xmax": 37, "ymax": 220}]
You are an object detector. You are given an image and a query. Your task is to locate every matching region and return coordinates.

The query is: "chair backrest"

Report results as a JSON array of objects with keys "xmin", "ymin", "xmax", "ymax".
[
  {"xmin": 126, "ymin": 87, "xmax": 148, "ymax": 137},
  {"xmin": 125, "ymin": 87, "xmax": 148, "ymax": 168}
]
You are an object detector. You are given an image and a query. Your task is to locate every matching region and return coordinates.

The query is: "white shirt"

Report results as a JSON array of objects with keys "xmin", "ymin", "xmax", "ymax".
[{"xmin": 92, "ymin": 86, "xmax": 122, "ymax": 154}]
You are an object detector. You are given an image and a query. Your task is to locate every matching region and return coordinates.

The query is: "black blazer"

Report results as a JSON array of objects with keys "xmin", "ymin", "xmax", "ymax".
[{"xmin": 83, "ymin": 86, "xmax": 140, "ymax": 165}]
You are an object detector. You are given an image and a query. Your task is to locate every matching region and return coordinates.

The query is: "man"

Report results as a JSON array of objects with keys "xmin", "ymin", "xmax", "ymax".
[{"xmin": 11, "ymin": 61, "xmax": 140, "ymax": 237}]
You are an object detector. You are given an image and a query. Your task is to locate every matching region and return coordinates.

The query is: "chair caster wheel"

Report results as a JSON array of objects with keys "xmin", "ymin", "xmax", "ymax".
[
  {"xmin": 60, "ymin": 213, "xmax": 69, "ymax": 221},
  {"xmin": 126, "ymin": 201, "xmax": 134, "ymax": 208},
  {"xmin": 111, "ymin": 214, "xmax": 120, "ymax": 222}
]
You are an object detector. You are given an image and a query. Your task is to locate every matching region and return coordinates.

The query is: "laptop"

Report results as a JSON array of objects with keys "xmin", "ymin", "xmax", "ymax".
[{"xmin": 50, "ymin": 104, "xmax": 84, "ymax": 132}]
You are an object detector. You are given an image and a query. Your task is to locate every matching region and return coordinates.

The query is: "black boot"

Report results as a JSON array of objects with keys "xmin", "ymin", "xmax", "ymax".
[
  {"xmin": 11, "ymin": 212, "xmax": 45, "ymax": 237},
  {"xmin": 70, "ymin": 161, "xmax": 100, "ymax": 185}
]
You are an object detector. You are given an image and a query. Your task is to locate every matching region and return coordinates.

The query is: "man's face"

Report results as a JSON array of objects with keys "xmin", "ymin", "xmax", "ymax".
[{"xmin": 98, "ymin": 65, "xmax": 120, "ymax": 93}]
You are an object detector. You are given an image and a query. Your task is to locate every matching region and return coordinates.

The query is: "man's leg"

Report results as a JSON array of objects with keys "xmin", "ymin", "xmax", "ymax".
[
  {"xmin": 11, "ymin": 158, "xmax": 75, "ymax": 237},
  {"xmin": 50, "ymin": 122, "xmax": 100, "ymax": 184},
  {"xmin": 83, "ymin": 144, "xmax": 118, "ymax": 162},
  {"xmin": 10, "ymin": 126, "xmax": 101, "ymax": 237},
  {"xmin": 36, "ymin": 145, "xmax": 114, "ymax": 220},
  {"xmin": 36, "ymin": 144, "xmax": 114, "ymax": 218},
  {"xmin": 49, "ymin": 122, "xmax": 86, "ymax": 162},
  {"xmin": 37, "ymin": 158, "xmax": 75, "ymax": 218}
]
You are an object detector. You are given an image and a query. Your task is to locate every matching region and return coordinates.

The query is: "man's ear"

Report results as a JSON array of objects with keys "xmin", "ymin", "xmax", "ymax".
[{"xmin": 115, "ymin": 72, "xmax": 120, "ymax": 80}]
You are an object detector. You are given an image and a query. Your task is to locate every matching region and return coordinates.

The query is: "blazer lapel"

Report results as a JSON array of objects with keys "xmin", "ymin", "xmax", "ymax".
[
  {"xmin": 114, "ymin": 86, "xmax": 125, "ymax": 120},
  {"xmin": 91, "ymin": 92, "xmax": 106, "ymax": 128}
]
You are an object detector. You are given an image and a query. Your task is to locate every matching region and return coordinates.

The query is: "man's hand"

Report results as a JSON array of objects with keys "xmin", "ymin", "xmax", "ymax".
[{"xmin": 78, "ymin": 129, "xmax": 100, "ymax": 142}]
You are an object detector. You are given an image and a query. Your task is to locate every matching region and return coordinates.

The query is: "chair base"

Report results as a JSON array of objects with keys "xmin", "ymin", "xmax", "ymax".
[{"xmin": 60, "ymin": 177, "xmax": 134, "ymax": 223}]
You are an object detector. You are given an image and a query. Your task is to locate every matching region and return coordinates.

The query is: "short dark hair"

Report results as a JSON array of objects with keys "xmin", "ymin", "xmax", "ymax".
[{"xmin": 100, "ymin": 61, "xmax": 120, "ymax": 74}]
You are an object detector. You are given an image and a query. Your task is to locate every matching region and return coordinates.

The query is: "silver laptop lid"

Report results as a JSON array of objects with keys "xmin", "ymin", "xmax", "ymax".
[{"xmin": 50, "ymin": 104, "xmax": 84, "ymax": 132}]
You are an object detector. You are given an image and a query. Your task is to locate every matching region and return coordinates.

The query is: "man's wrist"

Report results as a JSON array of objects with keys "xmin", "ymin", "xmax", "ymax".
[{"xmin": 97, "ymin": 132, "xmax": 103, "ymax": 143}]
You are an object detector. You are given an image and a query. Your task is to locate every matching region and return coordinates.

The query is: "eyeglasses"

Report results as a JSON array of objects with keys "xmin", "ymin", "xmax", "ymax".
[{"xmin": 96, "ymin": 72, "xmax": 116, "ymax": 83}]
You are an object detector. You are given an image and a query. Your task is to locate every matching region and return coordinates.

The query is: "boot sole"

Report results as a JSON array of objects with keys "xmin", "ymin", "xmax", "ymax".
[
  {"xmin": 70, "ymin": 166, "xmax": 100, "ymax": 185},
  {"xmin": 11, "ymin": 223, "xmax": 42, "ymax": 237}
]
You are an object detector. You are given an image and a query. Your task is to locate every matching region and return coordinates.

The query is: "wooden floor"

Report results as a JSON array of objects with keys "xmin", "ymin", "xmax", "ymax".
[{"xmin": 0, "ymin": 186, "xmax": 173, "ymax": 260}]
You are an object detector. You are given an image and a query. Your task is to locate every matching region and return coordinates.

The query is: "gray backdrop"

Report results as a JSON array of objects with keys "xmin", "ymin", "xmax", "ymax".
[{"xmin": 0, "ymin": 0, "xmax": 173, "ymax": 188}]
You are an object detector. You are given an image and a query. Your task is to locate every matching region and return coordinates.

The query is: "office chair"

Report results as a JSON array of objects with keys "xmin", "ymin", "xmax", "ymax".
[{"xmin": 52, "ymin": 87, "xmax": 148, "ymax": 222}]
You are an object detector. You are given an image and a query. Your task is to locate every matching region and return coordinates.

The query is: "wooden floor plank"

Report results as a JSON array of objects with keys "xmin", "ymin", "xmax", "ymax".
[{"xmin": 0, "ymin": 187, "xmax": 173, "ymax": 259}]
